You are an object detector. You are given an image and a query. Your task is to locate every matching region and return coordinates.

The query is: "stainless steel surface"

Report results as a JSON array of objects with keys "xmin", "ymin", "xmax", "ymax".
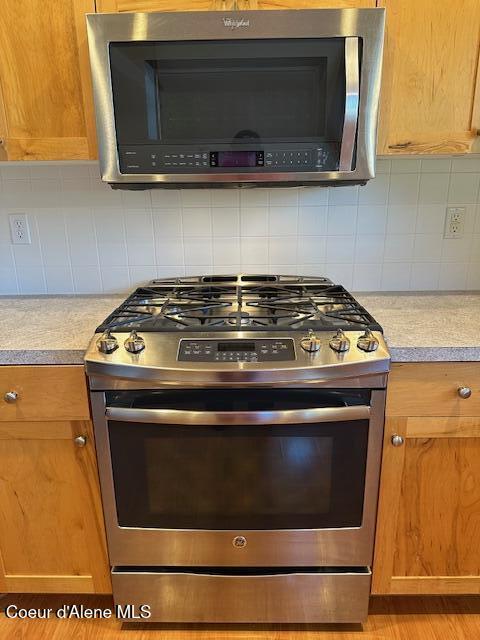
[
  {"xmin": 338, "ymin": 37, "xmax": 360, "ymax": 172},
  {"xmin": 329, "ymin": 329, "xmax": 351, "ymax": 353},
  {"xmin": 111, "ymin": 567, "xmax": 372, "ymax": 623},
  {"xmin": 74, "ymin": 435, "xmax": 87, "ymax": 447},
  {"xmin": 4, "ymin": 391, "xmax": 18, "ymax": 403},
  {"xmin": 123, "ymin": 330, "xmax": 145, "ymax": 354},
  {"xmin": 458, "ymin": 386, "xmax": 472, "ymax": 399},
  {"xmin": 86, "ymin": 8, "xmax": 385, "ymax": 185},
  {"xmin": 357, "ymin": 329, "xmax": 379, "ymax": 353},
  {"xmin": 85, "ymin": 330, "xmax": 390, "ymax": 386},
  {"xmin": 300, "ymin": 329, "xmax": 322, "ymax": 352},
  {"xmin": 105, "ymin": 404, "xmax": 370, "ymax": 426},
  {"xmin": 391, "ymin": 434, "xmax": 404, "ymax": 447},
  {"xmin": 90, "ymin": 388, "xmax": 385, "ymax": 567},
  {"xmin": 96, "ymin": 331, "xmax": 118, "ymax": 354}
]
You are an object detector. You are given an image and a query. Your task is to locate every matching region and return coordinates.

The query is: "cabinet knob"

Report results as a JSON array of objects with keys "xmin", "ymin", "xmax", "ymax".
[
  {"xmin": 4, "ymin": 391, "xmax": 18, "ymax": 403},
  {"xmin": 74, "ymin": 435, "xmax": 87, "ymax": 448},
  {"xmin": 458, "ymin": 386, "xmax": 472, "ymax": 399},
  {"xmin": 391, "ymin": 434, "xmax": 404, "ymax": 447}
]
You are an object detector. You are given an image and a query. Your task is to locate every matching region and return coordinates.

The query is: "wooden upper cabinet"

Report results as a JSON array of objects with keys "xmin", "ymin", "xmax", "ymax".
[
  {"xmin": 377, "ymin": 0, "xmax": 480, "ymax": 154},
  {"xmin": 0, "ymin": 0, "xmax": 96, "ymax": 160},
  {"xmin": 97, "ymin": 1, "xmax": 375, "ymax": 12}
]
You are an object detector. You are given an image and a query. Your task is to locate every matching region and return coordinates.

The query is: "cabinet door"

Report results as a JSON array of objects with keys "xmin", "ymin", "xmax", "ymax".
[
  {"xmin": 97, "ymin": 1, "xmax": 237, "ymax": 11},
  {"xmin": 377, "ymin": 0, "xmax": 480, "ymax": 154},
  {"xmin": 0, "ymin": 0, "xmax": 96, "ymax": 160},
  {"xmin": 0, "ymin": 420, "xmax": 111, "ymax": 594},
  {"xmin": 373, "ymin": 365, "xmax": 480, "ymax": 595}
]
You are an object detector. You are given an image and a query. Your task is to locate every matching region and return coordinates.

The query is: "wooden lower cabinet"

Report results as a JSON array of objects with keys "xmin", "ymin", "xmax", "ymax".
[
  {"xmin": 0, "ymin": 366, "xmax": 111, "ymax": 594},
  {"xmin": 372, "ymin": 363, "xmax": 480, "ymax": 595}
]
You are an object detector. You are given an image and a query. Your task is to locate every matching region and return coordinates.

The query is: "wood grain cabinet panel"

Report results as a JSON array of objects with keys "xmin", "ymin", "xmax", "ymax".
[
  {"xmin": 0, "ymin": 366, "xmax": 110, "ymax": 594},
  {"xmin": 0, "ymin": 0, "xmax": 96, "ymax": 160},
  {"xmin": 373, "ymin": 363, "xmax": 480, "ymax": 596},
  {"xmin": 377, "ymin": 0, "xmax": 480, "ymax": 154}
]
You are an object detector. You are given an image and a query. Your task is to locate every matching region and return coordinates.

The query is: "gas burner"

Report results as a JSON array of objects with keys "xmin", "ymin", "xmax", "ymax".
[{"xmin": 96, "ymin": 274, "xmax": 382, "ymax": 334}]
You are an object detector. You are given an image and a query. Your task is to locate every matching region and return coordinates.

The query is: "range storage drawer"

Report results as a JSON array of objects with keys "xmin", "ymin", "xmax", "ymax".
[
  {"xmin": 386, "ymin": 363, "xmax": 480, "ymax": 417},
  {"xmin": 111, "ymin": 567, "xmax": 371, "ymax": 623},
  {"xmin": 0, "ymin": 366, "xmax": 90, "ymax": 421}
]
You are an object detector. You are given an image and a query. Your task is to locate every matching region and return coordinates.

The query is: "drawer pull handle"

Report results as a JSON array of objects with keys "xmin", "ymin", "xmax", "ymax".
[
  {"xmin": 391, "ymin": 434, "xmax": 404, "ymax": 447},
  {"xmin": 458, "ymin": 386, "xmax": 472, "ymax": 399},
  {"xmin": 74, "ymin": 435, "xmax": 87, "ymax": 448},
  {"xmin": 4, "ymin": 391, "xmax": 18, "ymax": 403}
]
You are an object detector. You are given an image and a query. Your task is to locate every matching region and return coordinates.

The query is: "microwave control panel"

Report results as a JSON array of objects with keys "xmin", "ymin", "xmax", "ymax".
[
  {"xmin": 118, "ymin": 144, "xmax": 340, "ymax": 174},
  {"xmin": 178, "ymin": 339, "xmax": 296, "ymax": 362}
]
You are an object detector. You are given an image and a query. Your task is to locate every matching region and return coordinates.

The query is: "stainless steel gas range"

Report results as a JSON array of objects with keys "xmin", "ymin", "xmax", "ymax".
[{"xmin": 84, "ymin": 274, "xmax": 390, "ymax": 624}]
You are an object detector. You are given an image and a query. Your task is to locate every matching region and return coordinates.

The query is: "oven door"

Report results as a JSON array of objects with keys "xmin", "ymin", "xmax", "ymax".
[{"xmin": 91, "ymin": 388, "xmax": 385, "ymax": 567}]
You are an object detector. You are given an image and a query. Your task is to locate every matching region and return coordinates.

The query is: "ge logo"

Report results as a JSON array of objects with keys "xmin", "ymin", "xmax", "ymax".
[{"xmin": 233, "ymin": 536, "xmax": 247, "ymax": 548}]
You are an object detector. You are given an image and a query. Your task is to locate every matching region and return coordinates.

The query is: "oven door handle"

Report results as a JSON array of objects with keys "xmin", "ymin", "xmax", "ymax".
[{"xmin": 105, "ymin": 405, "xmax": 370, "ymax": 425}]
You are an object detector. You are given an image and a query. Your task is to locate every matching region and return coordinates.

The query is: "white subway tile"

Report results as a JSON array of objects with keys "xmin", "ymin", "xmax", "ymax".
[
  {"xmin": 156, "ymin": 266, "xmax": 184, "ymax": 279},
  {"xmin": 352, "ymin": 264, "xmax": 383, "ymax": 291},
  {"xmin": 386, "ymin": 205, "xmax": 417, "ymax": 234},
  {"xmin": 98, "ymin": 242, "xmax": 128, "ymax": 267},
  {"xmin": 0, "ymin": 267, "xmax": 18, "ymax": 294},
  {"xmin": 324, "ymin": 264, "xmax": 353, "ymax": 288},
  {"xmin": 328, "ymin": 185, "xmax": 358, "ymax": 206},
  {"xmin": 183, "ymin": 237, "xmax": 213, "ymax": 265},
  {"xmin": 410, "ymin": 262, "xmax": 440, "ymax": 290},
  {"xmin": 381, "ymin": 263, "xmax": 412, "ymax": 291},
  {"xmin": 94, "ymin": 209, "xmax": 125, "ymax": 243},
  {"xmin": 241, "ymin": 264, "xmax": 268, "ymax": 274},
  {"xmin": 153, "ymin": 209, "xmax": 182, "ymax": 237},
  {"xmin": 127, "ymin": 241, "xmax": 155, "ymax": 266},
  {"xmin": 391, "ymin": 158, "xmax": 422, "ymax": 173},
  {"xmin": 268, "ymin": 236, "xmax": 297, "ymax": 265},
  {"xmin": 211, "ymin": 265, "xmax": 241, "ymax": 275},
  {"xmin": 72, "ymin": 266, "xmax": 103, "ymax": 293},
  {"xmin": 240, "ymin": 208, "xmax": 268, "ymax": 236},
  {"xmin": 154, "ymin": 238, "xmax": 184, "ymax": 266},
  {"xmin": 213, "ymin": 237, "xmax": 241, "ymax": 265},
  {"xmin": 438, "ymin": 262, "xmax": 468, "ymax": 290},
  {"xmin": 448, "ymin": 173, "xmax": 480, "ymax": 204},
  {"xmin": 327, "ymin": 205, "xmax": 357, "ymax": 235},
  {"xmin": 212, "ymin": 208, "xmax": 240, "ymax": 237},
  {"xmin": 241, "ymin": 237, "xmax": 268, "ymax": 264},
  {"xmin": 101, "ymin": 267, "xmax": 131, "ymax": 293},
  {"xmin": 150, "ymin": 189, "xmax": 182, "ymax": 208},
  {"xmin": 182, "ymin": 208, "xmax": 212, "ymax": 237},
  {"xmin": 416, "ymin": 205, "xmax": 445, "ymax": 234},
  {"xmin": 129, "ymin": 266, "xmax": 156, "ymax": 287},
  {"xmin": 120, "ymin": 189, "xmax": 151, "ymax": 208},
  {"xmin": 181, "ymin": 189, "xmax": 211, "ymax": 207},
  {"xmin": 37, "ymin": 210, "xmax": 69, "ymax": 267},
  {"xmin": 268, "ymin": 207, "xmax": 298, "ymax": 236},
  {"xmin": 240, "ymin": 188, "xmax": 269, "ymax": 207},
  {"xmin": 17, "ymin": 266, "xmax": 46, "ymax": 294},
  {"xmin": 44, "ymin": 266, "xmax": 73, "ymax": 294},
  {"xmin": 0, "ymin": 244, "xmax": 14, "ymax": 268},
  {"xmin": 269, "ymin": 188, "xmax": 298, "ymax": 206},
  {"xmin": 66, "ymin": 209, "xmax": 98, "ymax": 267},
  {"xmin": 298, "ymin": 186, "xmax": 329, "ymax": 206},
  {"xmin": 299, "ymin": 206, "xmax": 327, "ymax": 235},
  {"xmin": 418, "ymin": 173, "xmax": 449, "ymax": 204},
  {"xmin": 297, "ymin": 264, "xmax": 327, "ymax": 277},
  {"xmin": 60, "ymin": 164, "xmax": 92, "ymax": 180},
  {"xmin": 413, "ymin": 234, "xmax": 443, "ymax": 262},
  {"xmin": 388, "ymin": 173, "xmax": 419, "ymax": 205},
  {"xmin": 354, "ymin": 235, "xmax": 385, "ymax": 264},
  {"xmin": 211, "ymin": 189, "xmax": 240, "ymax": 208},
  {"xmin": 297, "ymin": 236, "xmax": 326, "ymax": 263},
  {"xmin": 326, "ymin": 236, "xmax": 356, "ymax": 264},
  {"xmin": 357, "ymin": 205, "xmax": 387, "ymax": 234},
  {"xmin": 466, "ymin": 262, "xmax": 480, "ymax": 289},
  {"xmin": 384, "ymin": 234, "xmax": 415, "ymax": 262},
  {"xmin": 420, "ymin": 158, "xmax": 452, "ymax": 173},
  {"xmin": 375, "ymin": 159, "xmax": 391, "ymax": 174},
  {"xmin": 451, "ymin": 157, "xmax": 480, "ymax": 173},
  {"xmin": 441, "ymin": 237, "xmax": 473, "ymax": 263},
  {"xmin": 358, "ymin": 174, "xmax": 389, "ymax": 205}
]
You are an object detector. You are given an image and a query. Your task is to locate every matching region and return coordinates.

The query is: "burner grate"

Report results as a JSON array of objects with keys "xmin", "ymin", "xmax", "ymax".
[{"xmin": 96, "ymin": 275, "xmax": 382, "ymax": 333}]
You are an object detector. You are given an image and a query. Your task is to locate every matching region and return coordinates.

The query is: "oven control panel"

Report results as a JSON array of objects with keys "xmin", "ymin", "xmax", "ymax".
[{"xmin": 178, "ymin": 339, "xmax": 295, "ymax": 362}]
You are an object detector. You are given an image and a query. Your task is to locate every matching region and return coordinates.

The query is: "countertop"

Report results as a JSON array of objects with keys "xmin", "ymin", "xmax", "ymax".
[{"xmin": 0, "ymin": 293, "xmax": 479, "ymax": 365}]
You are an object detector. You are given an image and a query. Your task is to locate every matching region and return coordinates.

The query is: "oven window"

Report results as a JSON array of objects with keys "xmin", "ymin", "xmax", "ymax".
[
  {"xmin": 110, "ymin": 38, "xmax": 346, "ymax": 146},
  {"xmin": 107, "ymin": 390, "xmax": 369, "ymax": 530}
]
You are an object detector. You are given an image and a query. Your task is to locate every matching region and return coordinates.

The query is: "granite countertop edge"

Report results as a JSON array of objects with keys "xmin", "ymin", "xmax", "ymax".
[{"xmin": 1, "ymin": 345, "xmax": 479, "ymax": 366}]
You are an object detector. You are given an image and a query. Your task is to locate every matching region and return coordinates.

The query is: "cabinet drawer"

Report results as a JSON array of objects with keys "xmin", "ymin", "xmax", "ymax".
[
  {"xmin": 0, "ymin": 366, "xmax": 90, "ymax": 421},
  {"xmin": 387, "ymin": 363, "xmax": 480, "ymax": 417}
]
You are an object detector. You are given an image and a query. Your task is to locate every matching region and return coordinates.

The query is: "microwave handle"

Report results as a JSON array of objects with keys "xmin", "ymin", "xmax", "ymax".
[
  {"xmin": 339, "ymin": 37, "xmax": 360, "ymax": 172},
  {"xmin": 105, "ymin": 405, "xmax": 369, "ymax": 426}
]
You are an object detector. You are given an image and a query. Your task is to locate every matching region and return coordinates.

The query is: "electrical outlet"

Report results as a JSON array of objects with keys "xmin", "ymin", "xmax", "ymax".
[
  {"xmin": 9, "ymin": 213, "xmax": 31, "ymax": 245},
  {"xmin": 444, "ymin": 207, "xmax": 466, "ymax": 239}
]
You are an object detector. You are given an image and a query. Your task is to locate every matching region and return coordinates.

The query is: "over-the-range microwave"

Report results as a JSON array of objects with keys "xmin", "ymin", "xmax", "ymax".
[{"xmin": 86, "ymin": 8, "xmax": 385, "ymax": 189}]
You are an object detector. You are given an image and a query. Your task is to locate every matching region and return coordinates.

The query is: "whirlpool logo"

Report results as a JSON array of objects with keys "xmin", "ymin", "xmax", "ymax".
[{"xmin": 223, "ymin": 17, "xmax": 250, "ymax": 29}]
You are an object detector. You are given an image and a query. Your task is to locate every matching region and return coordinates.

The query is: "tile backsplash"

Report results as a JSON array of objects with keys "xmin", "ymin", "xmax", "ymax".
[{"xmin": 0, "ymin": 156, "xmax": 480, "ymax": 294}]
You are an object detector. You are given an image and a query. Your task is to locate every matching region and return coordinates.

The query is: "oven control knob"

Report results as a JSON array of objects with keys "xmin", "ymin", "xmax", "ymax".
[
  {"xmin": 329, "ymin": 329, "xmax": 350, "ymax": 353},
  {"xmin": 357, "ymin": 329, "xmax": 379, "ymax": 352},
  {"xmin": 96, "ymin": 331, "xmax": 118, "ymax": 354},
  {"xmin": 300, "ymin": 329, "xmax": 321, "ymax": 353},
  {"xmin": 124, "ymin": 330, "xmax": 145, "ymax": 353}
]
